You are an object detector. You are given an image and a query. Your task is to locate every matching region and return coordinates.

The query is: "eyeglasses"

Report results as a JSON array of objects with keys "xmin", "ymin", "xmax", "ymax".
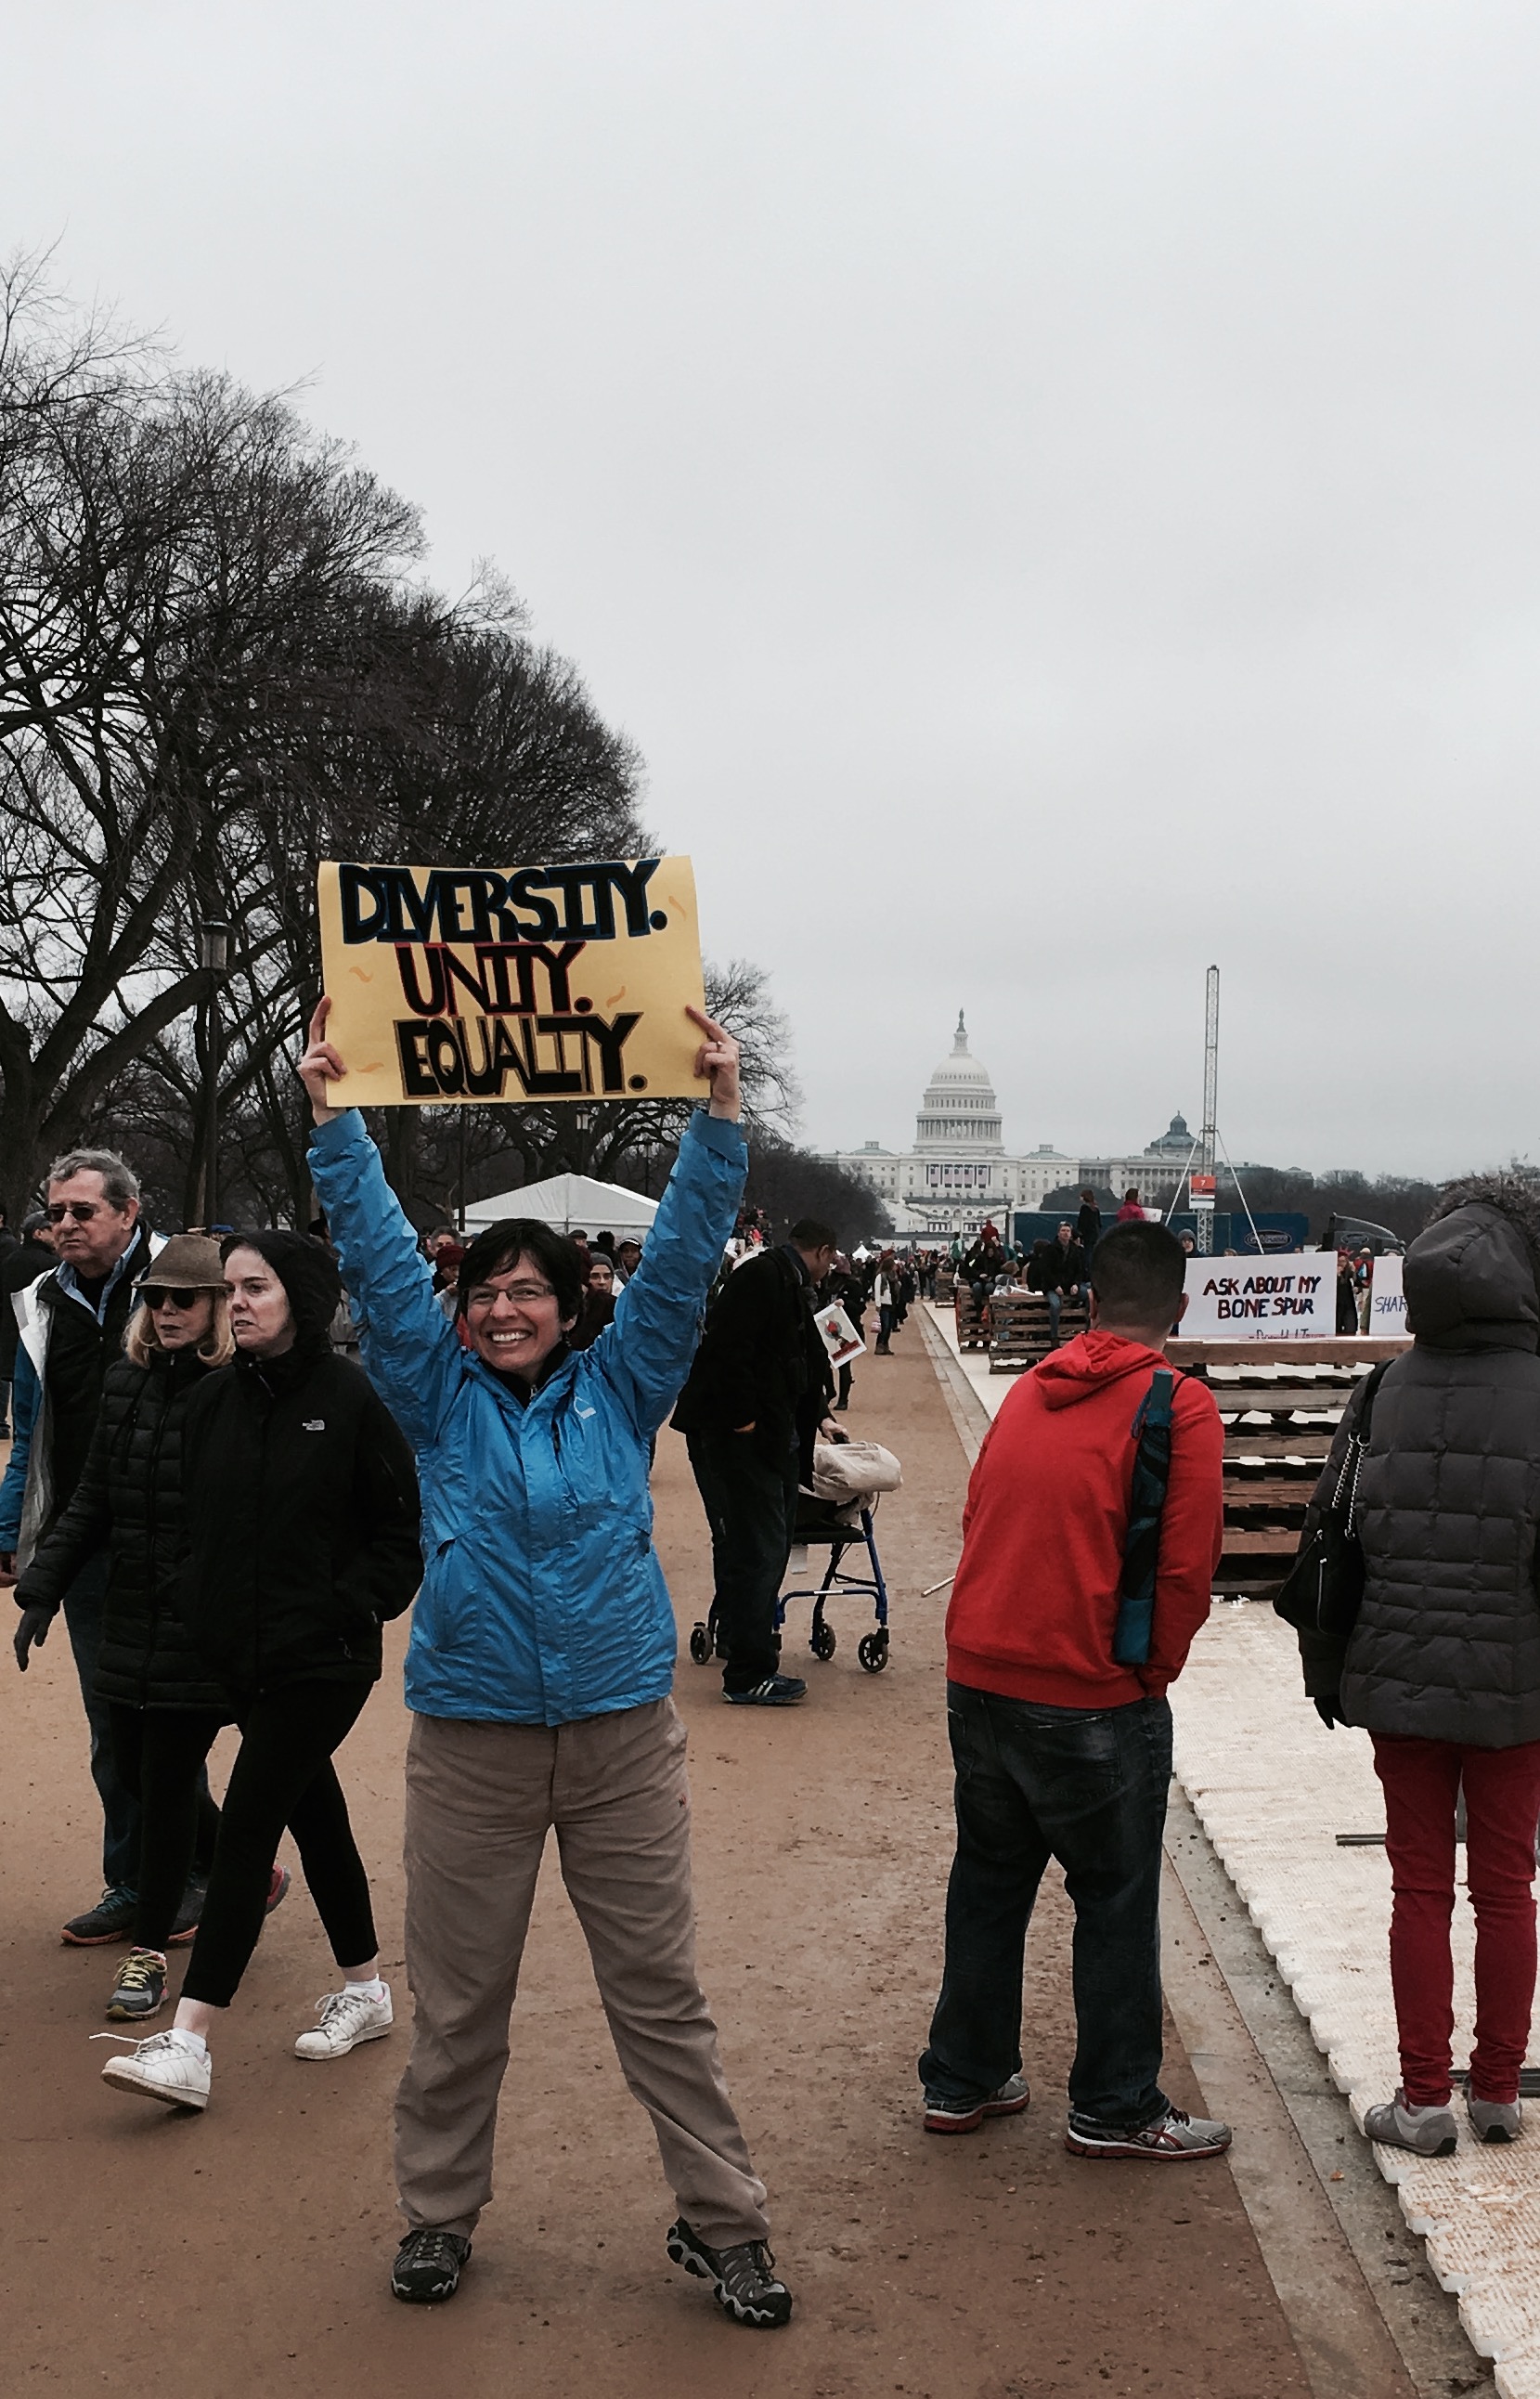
[
  {"xmin": 466, "ymin": 1282, "xmax": 556, "ymax": 1308},
  {"xmin": 141, "ymin": 1289, "xmax": 203, "ymax": 1310},
  {"xmin": 46, "ymin": 1201, "xmax": 103, "ymax": 1224}
]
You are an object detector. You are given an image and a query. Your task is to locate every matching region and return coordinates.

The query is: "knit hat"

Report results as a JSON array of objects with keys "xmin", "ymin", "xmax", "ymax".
[
  {"xmin": 135, "ymin": 1234, "xmax": 226, "ymax": 1291},
  {"xmin": 220, "ymin": 1229, "xmax": 343, "ymax": 1359}
]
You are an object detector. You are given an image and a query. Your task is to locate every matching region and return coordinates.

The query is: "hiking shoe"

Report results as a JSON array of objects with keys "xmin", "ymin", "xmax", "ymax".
[
  {"xmin": 106, "ymin": 1947, "xmax": 167, "ymax": 2023},
  {"xmin": 1363, "ymin": 2090, "xmax": 1457, "ymax": 2157},
  {"xmin": 61, "ymin": 1886, "xmax": 137, "ymax": 1946},
  {"xmin": 924, "ymin": 2073, "xmax": 1030, "ymax": 2134},
  {"xmin": 724, "ymin": 1675, "xmax": 808, "ymax": 1707},
  {"xmin": 165, "ymin": 1881, "xmax": 206, "ymax": 1947},
  {"xmin": 666, "ymin": 2217, "xmax": 793, "ymax": 2328},
  {"xmin": 294, "ymin": 1982, "xmax": 394, "ymax": 2059},
  {"xmin": 1066, "ymin": 2104, "xmax": 1232, "ymax": 2160},
  {"xmin": 391, "ymin": 2228, "xmax": 472, "ymax": 2302},
  {"xmin": 1469, "ymin": 2094, "xmax": 1522, "ymax": 2145},
  {"xmin": 99, "ymin": 2029, "xmax": 210, "ymax": 2110}
]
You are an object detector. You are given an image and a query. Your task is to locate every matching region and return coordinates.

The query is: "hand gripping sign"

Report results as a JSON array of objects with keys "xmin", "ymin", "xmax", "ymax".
[{"xmin": 317, "ymin": 856, "xmax": 706, "ymax": 1107}]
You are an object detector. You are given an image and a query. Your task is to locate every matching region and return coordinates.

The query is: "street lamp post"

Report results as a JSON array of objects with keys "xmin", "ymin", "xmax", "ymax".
[{"xmin": 200, "ymin": 921, "xmax": 231, "ymax": 1230}]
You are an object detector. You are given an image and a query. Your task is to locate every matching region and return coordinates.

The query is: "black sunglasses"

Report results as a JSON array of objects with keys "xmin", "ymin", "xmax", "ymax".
[{"xmin": 140, "ymin": 1288, "xmax": 205, "ymax": 1310}]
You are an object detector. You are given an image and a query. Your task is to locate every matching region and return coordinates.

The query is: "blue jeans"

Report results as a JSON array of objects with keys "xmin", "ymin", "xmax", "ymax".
[
  {"xmin": 920, "ymin": 1684, "xmax": 1173, "ymax": 2130},
  {"xmin": 61, "ymin": 1550, "xmax": 143, "ymax": 1891},
  {"xmin": 686, "ymin": 1432, "xmax": 799, "ymax": 1694}
]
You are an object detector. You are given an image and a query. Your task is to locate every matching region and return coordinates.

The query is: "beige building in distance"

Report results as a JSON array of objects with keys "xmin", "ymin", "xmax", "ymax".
[{"xmin": 821, "ymin": 1013, "xmax": 1195, "ymax": 1238}]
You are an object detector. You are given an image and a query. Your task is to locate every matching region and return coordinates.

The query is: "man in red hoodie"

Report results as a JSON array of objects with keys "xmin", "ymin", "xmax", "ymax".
[{"xmin": 919, "ymin": 1220, "xmax": 1230, "ymax": 2159}]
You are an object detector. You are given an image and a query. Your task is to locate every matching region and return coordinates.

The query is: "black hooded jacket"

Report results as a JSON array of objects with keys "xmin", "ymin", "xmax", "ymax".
[
  {"xmin": 179, "ymin": 1232, "xmax": 422, "ymax": 1693},
  {"xmin": 1297, "ymin": 1198, "xmax": 1540, "ymax": 1745},
  {"xmin": 15, "ymin": 1346, "xmax": 229, "ymax": 1712}
]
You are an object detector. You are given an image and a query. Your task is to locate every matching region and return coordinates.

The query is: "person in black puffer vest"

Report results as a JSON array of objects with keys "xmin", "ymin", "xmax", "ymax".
[
  {"xmin": 12, "ymin": 1237, "xmax": 279, "ymax": 2025},
  {"xmin": 98, "ymin": 1228, "xmax": 422, "ymax": 2119},
  {"xmin": 1295, "ymin": 1175, "xmax": 1540, "ymax": 2158}
]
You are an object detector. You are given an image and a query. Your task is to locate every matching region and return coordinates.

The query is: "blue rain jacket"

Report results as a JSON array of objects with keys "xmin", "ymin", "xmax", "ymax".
[{"xmin": 308, "ymin": 1106, "xmax": 745, "ymax": 1725}]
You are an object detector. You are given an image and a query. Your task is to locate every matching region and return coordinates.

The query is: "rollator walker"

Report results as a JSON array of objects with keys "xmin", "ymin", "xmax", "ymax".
[{"xmin": 688, "ymin": 1438, "xmax": 902, "ymax": 1678}]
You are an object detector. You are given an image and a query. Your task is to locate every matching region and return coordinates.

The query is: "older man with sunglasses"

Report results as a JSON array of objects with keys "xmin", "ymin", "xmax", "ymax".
[{"xmin": 0, "ymin": 1148, "xmax": 183, "ymax": 1944}]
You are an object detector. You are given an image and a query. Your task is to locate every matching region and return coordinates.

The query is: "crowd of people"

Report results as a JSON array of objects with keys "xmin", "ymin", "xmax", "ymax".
[{"xmin": 6, "ymin": 1016, "xmax": 1540, "ymax": 2326}]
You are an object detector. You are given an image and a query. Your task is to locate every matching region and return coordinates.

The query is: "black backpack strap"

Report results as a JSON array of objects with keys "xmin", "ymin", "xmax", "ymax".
[{"xmin": 1112, "ymin": 1368, "xmax": 1178, "ymax": 1667}]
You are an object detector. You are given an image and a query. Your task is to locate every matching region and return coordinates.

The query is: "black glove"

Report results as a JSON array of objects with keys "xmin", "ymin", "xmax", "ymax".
[
  {"xmin": 13, "ymin": 1604, "xmax": 55, "ymax": 1672},
  {"xmin": 1314, "ymin": 1692, "xmax": 1348, "ymax": 1730}
]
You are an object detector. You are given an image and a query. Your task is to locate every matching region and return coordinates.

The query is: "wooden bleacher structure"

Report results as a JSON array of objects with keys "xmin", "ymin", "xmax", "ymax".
[{"xmin": 956, "ymin": 1286, "xmax": 1411, "ymax": 1599}]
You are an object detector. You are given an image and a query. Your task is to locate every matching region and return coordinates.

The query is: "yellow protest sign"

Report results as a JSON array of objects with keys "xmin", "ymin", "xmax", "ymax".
[{"xmin": 317, "ymin": 855, "xmax": 706, "ymax": 1107}]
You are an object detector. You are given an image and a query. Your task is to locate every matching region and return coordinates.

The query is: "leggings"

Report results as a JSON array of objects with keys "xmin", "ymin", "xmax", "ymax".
[
  {"xmin": 107, "ymin": 1705, "xmax": 226, "ymax": 1952},
  {"xmin": 181, "ymin": 1679, "xmax": 378, "ymax": 2008}
]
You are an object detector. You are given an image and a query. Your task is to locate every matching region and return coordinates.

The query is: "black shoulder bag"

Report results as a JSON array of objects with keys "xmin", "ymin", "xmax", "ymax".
[{"xmin": 1272, "ymin": 1358, "xmax": 1393, "ymax": 1640}]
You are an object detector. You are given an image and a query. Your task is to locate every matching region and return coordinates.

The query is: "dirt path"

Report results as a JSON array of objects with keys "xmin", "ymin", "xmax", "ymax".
[{"xmin": 0, "ymin": 1329, "xmax": 1308, "ymax": 2397}]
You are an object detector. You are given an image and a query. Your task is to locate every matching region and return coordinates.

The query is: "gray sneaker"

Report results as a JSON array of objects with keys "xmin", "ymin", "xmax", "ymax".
[
  {"xmin": 1468, "ymin": 2094, "xmax": 1522, "ymax": 2145},
  {"xmin": 1363, "ymin": 2089, "xmax": 1457, "ymax": 2157},
  {"xmin": 1065, "ymin": 2104, "xmax": 1231, "ymax": 2160}
]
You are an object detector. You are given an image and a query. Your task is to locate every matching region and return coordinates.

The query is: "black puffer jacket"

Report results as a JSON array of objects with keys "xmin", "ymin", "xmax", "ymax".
[
  {"xmin": 14, "ymin": 1348, "xmax": 229, "ymax": 1712},
  {"xmin": 180, "ymin": 1322, "xmax": 422, "ymax": 1694},
  {"xmin": 1298, "ymin": 1197, "xmax": 1540, "ymax": 1745}
]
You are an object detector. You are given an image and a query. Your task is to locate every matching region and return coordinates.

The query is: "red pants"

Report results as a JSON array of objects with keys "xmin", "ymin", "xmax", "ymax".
[{"xmin": 1371, "ymin": 1733, "xmax": 1540, "ymax": 2107}]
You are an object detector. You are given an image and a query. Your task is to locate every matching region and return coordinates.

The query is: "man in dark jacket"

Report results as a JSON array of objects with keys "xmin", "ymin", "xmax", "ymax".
[
  {"xmin": 673, "ymin": 1217, "xmax": 838, "ymax": 1705},
  {"xmin": 1031, "ymin": 1223, "xmax": 1088, "ymax": 1346},
  {"xmin": 0, "ymin": 1150, "xmax": 170, "ymax": 1944}
]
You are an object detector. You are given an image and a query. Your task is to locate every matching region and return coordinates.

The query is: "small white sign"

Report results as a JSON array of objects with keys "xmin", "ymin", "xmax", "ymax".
[
  {"xmin": 813, "ymin": 1302, "xmax": 864, "ymax": 1368},
  {"xmin": 1182, "ymin": 1259, "xmax": 1335, "ymax": 1342},
  {"xmin": 1368, "ymin": 1253, "xmax": 1406, "ymax": 1337}
]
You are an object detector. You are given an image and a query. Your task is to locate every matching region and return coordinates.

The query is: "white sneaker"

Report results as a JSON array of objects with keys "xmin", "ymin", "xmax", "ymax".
[
  {"xmin": 100, "ymin": 2029, "xmax": 211, "ymax": 2110},
  {"xmin": 294, "ymin": 1982, "xmax": 394, "ymax": 2059}
]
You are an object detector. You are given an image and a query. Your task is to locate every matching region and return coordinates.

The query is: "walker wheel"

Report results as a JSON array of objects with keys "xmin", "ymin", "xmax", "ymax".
[
  {"xmin": 809, "ymin": 1622, "xmax": 837, "ymax": 1662},
  {"xmin": 858, "ymin": 1631, "xmax": 889, "ymax": 1674},
  {"xmin": 689, "ymin": 1623, "xmax": 712, "ymax": 1666}
]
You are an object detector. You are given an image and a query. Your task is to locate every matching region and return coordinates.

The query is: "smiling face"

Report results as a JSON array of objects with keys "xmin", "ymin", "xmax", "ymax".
[
  {"xmin": 465, "ymin": 1251, "xmax": 578, "ymax": 1382},
  {"xmin": 224, "ymin": 1247, "xmax": 296, "ymax": 1356}
]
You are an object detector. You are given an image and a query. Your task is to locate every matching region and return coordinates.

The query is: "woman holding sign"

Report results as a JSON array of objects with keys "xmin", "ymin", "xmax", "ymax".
[{"xmin": 295, "ymin": 996, "xmax": 793, "ymax": 2328}]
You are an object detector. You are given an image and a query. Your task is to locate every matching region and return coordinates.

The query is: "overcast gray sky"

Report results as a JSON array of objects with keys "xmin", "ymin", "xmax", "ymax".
[{"xmin": 6, "ymin": 3, "xmax": 1537, "ymax": 1177}]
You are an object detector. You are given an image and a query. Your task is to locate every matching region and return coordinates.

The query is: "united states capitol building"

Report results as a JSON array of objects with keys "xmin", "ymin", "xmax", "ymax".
[{"xmin": 819, "ymin": 1013, "xmax": 1196, "ymax": 1238}]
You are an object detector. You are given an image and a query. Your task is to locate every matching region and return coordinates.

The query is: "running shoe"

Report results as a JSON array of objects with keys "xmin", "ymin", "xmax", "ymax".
[
  {"xmin": 1066, "ymin": 2105, "xmax": 1232, "ymax": 2160},
  {"xmin": 723, "ymin": 1675, "xmax": 808, "ymax": 1707},
  {"xmin": 294, "ymin": 1982, "xmax": 394, "ymax": 2059},
  {"xmin": 106, "ymin": 1947, "xmax": 167, "ymax": 2023},
  {"xmin": 1363, "ymin": 2090, "xmax": 1457, "ymax": 2157},
  {"xmin": 61, "ymin": 1886, "xmax": 137, "ymax": 1946},
  {"xmin": 99, "ymin": 2029, "xmax": 211, "ymax": 2110},
  {"xmin": 924, "ymin": 2073, "xmax": 1030, "ymax": 2134},
  {"xmin": 666, "ymin": 2218, "xmax": 793, "ymax": 2327},
  {"xmin": 165, "ymin": 1881, "xmax": 205, "ymax": 1948},
  {"xmin": 391, "ymin": 2229, "xmax": 472, "ymax": 2302},
  {"xmin": 1469, "ymin": 2094, "xmax": 1522, "ymax": 2145}
]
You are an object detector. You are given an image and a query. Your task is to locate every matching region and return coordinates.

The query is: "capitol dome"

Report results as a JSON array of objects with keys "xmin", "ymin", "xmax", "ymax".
[{"xmin": 914, "ymin": 1011, "xmax": 1004, "ymax": 1153}]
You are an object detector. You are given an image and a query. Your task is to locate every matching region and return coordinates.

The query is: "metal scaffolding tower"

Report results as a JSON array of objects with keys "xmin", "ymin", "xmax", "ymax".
[{"xmin": 1195, "ymin": 966, "xmax": 1220, "ymax": 1254}]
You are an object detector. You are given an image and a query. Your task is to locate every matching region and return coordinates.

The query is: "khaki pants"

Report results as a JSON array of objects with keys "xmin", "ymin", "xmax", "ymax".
[{"xmin": 395, "ymin": 1699, "xmax": 770, "ymax": 2249}]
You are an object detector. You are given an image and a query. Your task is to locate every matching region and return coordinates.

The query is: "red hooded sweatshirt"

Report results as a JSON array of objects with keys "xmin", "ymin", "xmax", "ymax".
[{"xmin": 945, "ymin": 1329, "xmax": 1225, "ymax": 1708}]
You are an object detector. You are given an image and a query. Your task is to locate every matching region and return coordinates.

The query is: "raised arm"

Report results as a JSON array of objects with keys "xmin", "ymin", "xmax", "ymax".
[
  {"xmin": 298, "ymin": 998, "xmax": 462, "ymax": 1449},
  {"xmin": 591, "ymin": 1005, "xmax": 748, "ymax": 1436}
]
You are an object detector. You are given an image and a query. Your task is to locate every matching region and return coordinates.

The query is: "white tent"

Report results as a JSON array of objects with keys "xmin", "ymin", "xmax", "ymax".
[{"xmin": 463, "ymin": 1172, "xmax": 659, "ymax": 1238}]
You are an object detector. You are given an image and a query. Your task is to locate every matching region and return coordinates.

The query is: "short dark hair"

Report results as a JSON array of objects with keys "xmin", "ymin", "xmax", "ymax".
[
  {"xmin": 457, "ymin": 1220, "xmax": 585, "ymax": 1324},
  {"xmin": 790, "ymin": 1217, "xmax": 838, "ymax": 1251},
  {"xmin": 1090, "ymin": 1222, "xmax": 1186, "ymax": 1321}
]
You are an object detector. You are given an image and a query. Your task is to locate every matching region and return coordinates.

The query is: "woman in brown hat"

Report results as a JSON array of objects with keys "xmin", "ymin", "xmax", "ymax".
[{"xmin": 11, "ymin": 1235, "xmax": 284, "ymax": 2025}]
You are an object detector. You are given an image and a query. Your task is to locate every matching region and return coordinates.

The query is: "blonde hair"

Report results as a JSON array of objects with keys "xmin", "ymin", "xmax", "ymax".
[{"xmin": 123, "ymin": 1290, "xmax": 236, "ymax": 1369}]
